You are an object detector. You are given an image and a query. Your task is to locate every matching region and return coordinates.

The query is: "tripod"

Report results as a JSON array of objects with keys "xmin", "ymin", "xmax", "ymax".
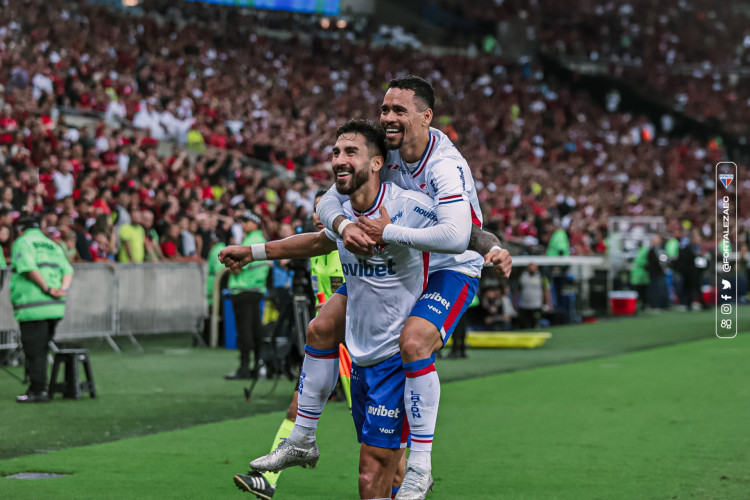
[
  {"xmin": 291, "ymin": 294, "xmax": 311, "ymax": 358},
  {"xmin": 243, "ymin": 291, "xmax": 312, "ymax": 402}
]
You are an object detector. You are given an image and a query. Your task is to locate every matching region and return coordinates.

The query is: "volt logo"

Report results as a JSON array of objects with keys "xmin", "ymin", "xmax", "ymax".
[
  {"xmin": 379, "ymin": 427, "xmax": 395, "ymax": 434},
  {"xmin": 298, "ymin": 371, "xmax": 306, "ymax": 394}
]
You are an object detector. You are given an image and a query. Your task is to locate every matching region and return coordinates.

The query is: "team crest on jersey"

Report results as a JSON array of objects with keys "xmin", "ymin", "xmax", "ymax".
[
  {"xmin": 719, "ymin": 173, "xmax": 734, "ymax": 189},
  {"xmin": 375, "ymin": 243, "xmax": 388, "ymax": 254}
]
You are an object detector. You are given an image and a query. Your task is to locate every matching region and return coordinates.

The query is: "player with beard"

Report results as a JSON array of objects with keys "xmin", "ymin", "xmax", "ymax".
[
  {"xmin": 224, "ymin": 120, "xmax": 436, "ymax": 499},
  {"xmin": 241, "ymin": 77, "xmax": 512, "ymax": 500}
]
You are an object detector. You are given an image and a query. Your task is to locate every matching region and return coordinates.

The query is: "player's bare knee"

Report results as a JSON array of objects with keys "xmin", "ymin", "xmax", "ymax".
[
  {"xmin": 306, "ymin": 316, "xmax": 337, "ymax": 349},
  {"xmin": 399, "ymin": 331, "xmax": 432, "ymax": 362}
]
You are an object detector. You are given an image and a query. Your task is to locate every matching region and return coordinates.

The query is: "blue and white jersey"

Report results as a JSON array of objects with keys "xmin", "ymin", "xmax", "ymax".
[
  {"xmin": 380, "ymin": 127, "xmax": 483, "ymax": 277},
  {"xmin": 324, "ymin": 183, "xmax": 433, "ymax": 366}
]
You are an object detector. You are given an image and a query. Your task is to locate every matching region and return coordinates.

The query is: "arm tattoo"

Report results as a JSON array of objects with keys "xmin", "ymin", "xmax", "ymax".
[{"xmin": 468, "ymin": 225, "xmax": 501, "ymax": 255}]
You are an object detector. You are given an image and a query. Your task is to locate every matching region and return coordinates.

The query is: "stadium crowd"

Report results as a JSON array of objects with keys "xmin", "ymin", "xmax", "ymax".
[
  {"xmin": 534, "ymin": 0, "xmax": 750, "ymax": 139},
  {"xmin": 0, "ymin": 0, "xmax": 745, "ymax": 321}
]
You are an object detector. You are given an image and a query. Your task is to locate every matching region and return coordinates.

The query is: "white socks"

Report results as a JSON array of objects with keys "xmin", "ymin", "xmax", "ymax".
[
  {"xmin": 403, "ymin": 356, "xmax": 440, "ymax": 467},
  {"xmin": 289, "ymin": 346, "xmax": 339, "ymax": 444}
]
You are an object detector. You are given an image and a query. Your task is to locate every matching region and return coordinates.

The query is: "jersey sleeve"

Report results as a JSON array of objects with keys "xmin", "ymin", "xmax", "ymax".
[
  {"xmin": 425, "ymin": 155, "xmax": 472, "ymax": 199},
  {"xmin": 316, "ymin": 184, "xmax": 350, "ymax": 233},
  {"xmin": 396, "ymin": 196, "xmax": 438, "ymax": 230},
  {"xmin": 381, "ymin": 158, "xmax": 473, "ymax": 253}
]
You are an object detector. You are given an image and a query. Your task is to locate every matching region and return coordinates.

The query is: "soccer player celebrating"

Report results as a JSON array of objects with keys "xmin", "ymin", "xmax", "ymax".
[
  {"xmin": 223, "ymin": 120, "xmax": 448, "ymax": 499},
  {"xmin": 323, "ymin": 76, "xmax": 510, "ymax": 498},
  {"xmin": 234, "ymin": 77, "xmax": 512, "ymax": 500}
]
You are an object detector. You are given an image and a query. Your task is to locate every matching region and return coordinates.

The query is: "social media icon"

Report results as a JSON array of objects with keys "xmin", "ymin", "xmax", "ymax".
[
  {"xmin": 722, "ymin": 279, "xmax": 731, "ymax": 290},
  {"xmin": 721, "ymin": 304, "xmax": 732, "ymax": 314},
  {"xmin": 721, "ymin": 294, "xmax": 732, "ymax": 301}
]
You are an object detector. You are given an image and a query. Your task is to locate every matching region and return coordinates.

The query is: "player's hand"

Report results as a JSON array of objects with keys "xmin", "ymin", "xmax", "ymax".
[
  {"xmin": 484, "ymin": 248, "xmax": 512, "ymax": 278},
  {"xmin": 357, "ymin": 205, "xmax": 390, "ymax": 245},
  {"xmin": 342, "ymin": 223, "xmax": 375, "ymax": 257},
  {"xmin": 49, "ymin": 288, "xmax": 67, "ymax": 298},
  {"xmin": 219, "ymin": 245, "xmax": 254, "ymax": 273}
]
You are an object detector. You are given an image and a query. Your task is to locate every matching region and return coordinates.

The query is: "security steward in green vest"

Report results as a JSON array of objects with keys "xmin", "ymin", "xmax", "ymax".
[
  {"xmin": 10, "ymin": 215, "xmax": 74, "ymax": 403},
  {"xmin": 225, "ymin": 210, "xmax": 270, "ymax": 380}
]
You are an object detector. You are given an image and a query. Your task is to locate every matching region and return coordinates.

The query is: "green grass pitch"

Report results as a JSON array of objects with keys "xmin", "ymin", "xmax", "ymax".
[{"xmin": 1, "ymin": 309, "xmax": 748, "ymax": 499}]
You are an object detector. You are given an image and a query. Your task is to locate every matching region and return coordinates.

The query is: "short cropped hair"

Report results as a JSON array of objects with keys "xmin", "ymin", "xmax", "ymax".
[
  {"xmin": 388, "ymin": 75, "xmax": 435, "ymax": 110},
  {"xmin": 335, "ymin": 119, "xmax": 387, "ymax": 159}
]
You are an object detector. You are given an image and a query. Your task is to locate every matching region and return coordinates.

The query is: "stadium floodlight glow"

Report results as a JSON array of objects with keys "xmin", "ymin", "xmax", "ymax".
[
  {"xmin": 336, "ymin": 19, "xmax": 347, "ymax": 29},
  {"xmin": 122, "ymin": 0, "xmax": 139, "ymax": 7},
  {"xmin": 320, "ymin": 18, "xmax": 331, "ymax": 29}
]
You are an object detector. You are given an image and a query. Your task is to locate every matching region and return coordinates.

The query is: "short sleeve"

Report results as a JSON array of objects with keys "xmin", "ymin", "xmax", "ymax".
[{"xmin": 426, "ymin": 158, "xmax": 470, "ymax": 204}]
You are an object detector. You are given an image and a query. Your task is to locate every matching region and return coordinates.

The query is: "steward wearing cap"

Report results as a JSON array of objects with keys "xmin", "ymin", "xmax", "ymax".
[
  {"xmin": 225, "ymin": 210, "xmax": 270, "ymax": 380},
  {"xmin": 10, "ymin": 215, "xmax": 74, "ymax": 403}
]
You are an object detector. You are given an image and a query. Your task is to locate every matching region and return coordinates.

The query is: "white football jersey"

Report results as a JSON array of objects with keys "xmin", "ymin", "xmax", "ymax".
[
  {"xmin": 380, "ymin": 127, "xmax": 483, "ymax": 277},
  {"xmin": 325, "ymin": 183, "xmax": 434, "ymax": 366}
]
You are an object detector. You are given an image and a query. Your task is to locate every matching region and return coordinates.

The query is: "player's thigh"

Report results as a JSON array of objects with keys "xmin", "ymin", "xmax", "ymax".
[
  {"xmin": 357, "ymin": 354, "xmax": 408, "ymax": 450},
  {"xmin": 403, "ymin": 270, "xmax": 479, "ymax": 360},
  {"xmin": 306, "ymin": 291, "xmax": 347, "ymax": 349},
  {"xmin": 399, "ymin": 316, "xmax": 442, "ymax": 362}
]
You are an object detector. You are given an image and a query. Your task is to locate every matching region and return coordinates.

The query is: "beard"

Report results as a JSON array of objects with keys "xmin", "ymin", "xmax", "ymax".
[
  {"xmin": 385, "ymin": 135, "xmax": 403, "ymax": 150},
  {"xmin": 335, "ymin": 167, "xmax": 370, "ymax": 195}
]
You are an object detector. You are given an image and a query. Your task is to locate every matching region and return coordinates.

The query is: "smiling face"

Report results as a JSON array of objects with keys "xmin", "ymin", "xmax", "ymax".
[
  {"xmin": 380, "ymin": 87, "xmax": 432, "ymax": 153},
  {"xmin": 331, "ymin": 132, "xmax": 376, "ymax": 196}
]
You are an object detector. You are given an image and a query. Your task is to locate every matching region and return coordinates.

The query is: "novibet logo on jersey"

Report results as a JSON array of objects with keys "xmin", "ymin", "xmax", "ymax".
[{"xmin": 367, "ymin": 404, "xmax": 400, "ymax": 419}]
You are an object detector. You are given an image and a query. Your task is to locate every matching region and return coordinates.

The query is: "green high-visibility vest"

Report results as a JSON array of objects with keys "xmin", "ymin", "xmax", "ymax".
[
  {"xmin": 665, "ymin": 238, "xmax": 679, "ymax": 259},
  {"xmin": 206, "ymin": 242, "xmax": 226, "ymax": 305},
  {"xmin": 630, "ymin": 246, "xmax": 650, "ymax": 286},
  {"xmin": 10, "ymin": 228, "xmax": 74, "ymax": 322},
  {"xmin": 547, "ymin": 228, "xmax": 570, "ymax": 256},
  {"xmin": 311, "ymin": 250, "xmax": 345, "ymax": 302},
  {"xmin": 228, "ymin": 230, "xmax": 269, "ymax": 294}
]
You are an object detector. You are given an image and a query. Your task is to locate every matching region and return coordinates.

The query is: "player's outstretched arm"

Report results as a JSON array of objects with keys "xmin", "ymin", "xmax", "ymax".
[
  {"xmin": 219, "ymin": 231, "xmax": 337, "ymax": 272},
  {"xmin": 317, "ymin": 185, "xmax": 375, "ymax": 256},
  {"xmin": 469, "ymin": 225, "xmax": 512, "ymax": 279},
  {"xmin": 265, "ymin": 230, "xmax": 338, "ymax": 260}
]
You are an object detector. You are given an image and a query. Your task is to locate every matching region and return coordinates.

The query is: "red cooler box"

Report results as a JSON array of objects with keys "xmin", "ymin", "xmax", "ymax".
[
  {"xmin": 701, "ymin": 285, "xmax": 716, "ymax": 306},
  {"xmin": 608, "ymin": 291, "xmax": 638, "ymax": 315}
]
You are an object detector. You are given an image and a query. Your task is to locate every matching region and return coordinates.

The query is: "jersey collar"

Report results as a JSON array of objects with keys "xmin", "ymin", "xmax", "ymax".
[
  {"xmin": 352, "ymin": 184, "xmax": 386, "ymax": 217},
  {"xmin": 411, "ymin": 132, "xmax": 436, "ymax": 178}
]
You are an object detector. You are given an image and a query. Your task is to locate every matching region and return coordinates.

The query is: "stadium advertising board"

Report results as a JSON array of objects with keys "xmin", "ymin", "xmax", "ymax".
[{"xmin": 182, "ymin": 0, "xmax": 340, "ymax": 15}]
